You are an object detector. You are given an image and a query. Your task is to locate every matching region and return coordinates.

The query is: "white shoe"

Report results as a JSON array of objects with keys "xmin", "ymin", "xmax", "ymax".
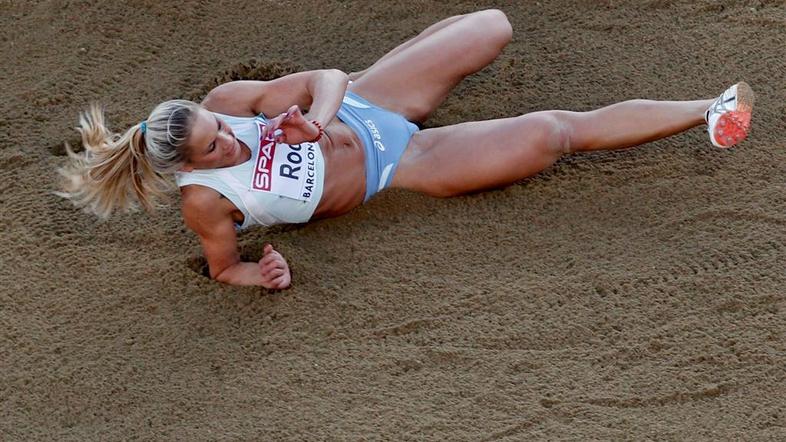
[{"xmin": 705, "ymin": 81, "xmax": 754, "ymax": 148}]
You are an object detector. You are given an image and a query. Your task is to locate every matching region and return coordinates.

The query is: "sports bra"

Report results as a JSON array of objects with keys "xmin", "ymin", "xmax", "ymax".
[{"xmin": 174, "ymin": 112, "xmax": 325, "ymax": 229}]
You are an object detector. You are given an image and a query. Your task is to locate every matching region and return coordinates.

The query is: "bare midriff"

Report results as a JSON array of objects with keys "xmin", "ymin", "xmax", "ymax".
[{"xmin": 310, "ymin": 119, "xmax": 367, "ymax": 220}]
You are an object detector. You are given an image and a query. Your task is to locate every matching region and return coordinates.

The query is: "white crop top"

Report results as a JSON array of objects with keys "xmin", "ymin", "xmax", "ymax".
[{"xmin": 175, "ymin": 112, "xmax": 325, "ymax": 230}]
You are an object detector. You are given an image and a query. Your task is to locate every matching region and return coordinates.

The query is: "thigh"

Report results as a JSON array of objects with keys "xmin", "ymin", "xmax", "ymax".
[
  {"xmin": 349, "ymin": 9, "xmax": 511, "ymax": 123},
  {"xmin": 348, "ymin": 13, "xmax": 467, "ymax": 80},
  {"xmin": 390, "ymin": 112, "xmax": 565, "ymax": 197}
]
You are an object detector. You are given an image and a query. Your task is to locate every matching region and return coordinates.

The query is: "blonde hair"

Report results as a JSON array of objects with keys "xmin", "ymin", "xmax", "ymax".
[{"xmin": 58, "ymin": 99, "xmax": 200, "ymax": 218}]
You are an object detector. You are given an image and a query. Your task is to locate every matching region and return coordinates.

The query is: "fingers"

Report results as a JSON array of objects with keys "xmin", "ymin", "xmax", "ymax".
[
  {"xmin": 263, "ymin": 105, "xmax": 313, "ymax": 144},
  {"xmin": 259, "ymin": 249, "xmax": 281, "ymax": 268},
  {"xmin": 275, "ymin": 107, "xmax": 299, "ymax": 126},
  {"xmin": 264, "ymin": 267, "xmax": 286, "ymax": 279},
  {"xmin": 258, "ymin": 245, "xmax": 290, "ymax": 289},
  {"xmin": 260, "ymin": 258, "xmax": 286, "ymax": 275},
  {"xmin": 274, "ymin": 107, "xmax": 302, "ymax": 143},
  {"xmin": 271, "ymin": 274, "xmax": 291, "ymax": 289},
  {"xmin": 261, "ymin": 113, "xmax": 287, "ymax": 142},
  {"xmin": 271, "ymin": 113, "xmax": 291, "ymax": 143},
  {"xmin": 260, "ymin": 245, "xmax": 282, "ymax": 268},
  {"xmin": 261, "ymin": 264, "xmax": 291, "ymax": 289},
  {"xmin": 286, "ymin": 105, "xmax": 300, "ymax": 119}
]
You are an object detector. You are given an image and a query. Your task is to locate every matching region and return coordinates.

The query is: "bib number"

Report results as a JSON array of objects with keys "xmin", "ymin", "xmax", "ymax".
[{"xmin": 251, "ymin": 121, "xmax": 317, "ymax": 201}]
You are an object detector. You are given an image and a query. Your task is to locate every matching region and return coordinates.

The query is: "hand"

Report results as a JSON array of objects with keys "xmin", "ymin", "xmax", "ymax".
[
  {"xmin": 259, "ymin": 105, "xmax": 321, "ymax": 145},
  {"xmin": 258, "ymin": 244, "xmax": 291, "ymax": 289}
]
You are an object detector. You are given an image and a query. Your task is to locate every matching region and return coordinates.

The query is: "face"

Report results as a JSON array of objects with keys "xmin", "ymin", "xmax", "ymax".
[{"xmin": 181, "ymin": 107, "xmax": 247, "ymax": 171}]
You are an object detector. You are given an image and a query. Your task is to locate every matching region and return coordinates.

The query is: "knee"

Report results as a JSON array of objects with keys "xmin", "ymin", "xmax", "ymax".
[
  {"xmin": 472, "ymin": 9, "xmax": 513, "ymax": 50},
  {"xmin": 521, "ymin": 111, "xmax": 574, "ymax": 157}
]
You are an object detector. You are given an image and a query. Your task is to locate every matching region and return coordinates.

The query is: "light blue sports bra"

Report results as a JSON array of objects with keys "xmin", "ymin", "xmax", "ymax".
[{"xmin": 175, "ymin": 112, "xmax": 325, "ymax": 229}]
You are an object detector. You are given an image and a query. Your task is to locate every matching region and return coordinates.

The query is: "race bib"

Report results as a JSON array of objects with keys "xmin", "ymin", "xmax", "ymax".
[{"xmin": 250, "ymin": 121, "xmax": 318, "ymax": 201}]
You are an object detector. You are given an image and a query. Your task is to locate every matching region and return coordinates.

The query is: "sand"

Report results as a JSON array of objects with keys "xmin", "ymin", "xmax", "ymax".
[{"xmin": 2, "ymin": 0, "xmax": 785, "ymax": 440}]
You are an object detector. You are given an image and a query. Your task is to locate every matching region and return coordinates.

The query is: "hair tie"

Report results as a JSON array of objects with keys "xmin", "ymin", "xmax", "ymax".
[{"xmin": 140, "ymin": 121, "xmax": 147, "ymax": 135}]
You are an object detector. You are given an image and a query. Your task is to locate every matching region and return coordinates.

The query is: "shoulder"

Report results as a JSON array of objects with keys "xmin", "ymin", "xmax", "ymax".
[
  {"xmin": 180, "ymin": 185, "xmax": 235, "ymax": 233},
  {"xmin": 201, "ymin": 80, "xmax": 267, "ymax": 116}
]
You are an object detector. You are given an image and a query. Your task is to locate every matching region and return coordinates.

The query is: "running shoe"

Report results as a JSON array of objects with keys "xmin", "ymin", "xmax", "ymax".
[{"xmin": 706, "ymin": 81, "xmax": 754, "ymax": 148}]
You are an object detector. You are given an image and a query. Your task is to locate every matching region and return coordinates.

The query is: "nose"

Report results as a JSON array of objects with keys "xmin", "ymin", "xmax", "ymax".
[{"xmin": 222, "ymin": 133, "xmax": 234, "ymax": 152}]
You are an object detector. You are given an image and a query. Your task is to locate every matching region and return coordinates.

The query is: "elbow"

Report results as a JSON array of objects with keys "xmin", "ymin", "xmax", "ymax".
[
  {"xmin": 202, "ymin": 83, "xmax": 234, "ymax": 107},
  {"xmin": 324, "ymin": 68, "xmax": 349, "ymax": 84}
]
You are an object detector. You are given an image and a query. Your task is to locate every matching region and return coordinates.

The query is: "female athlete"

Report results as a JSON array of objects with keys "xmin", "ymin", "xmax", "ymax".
[{"xmin": 59, "ymin": 10, "xmax": 754, "ymax": 289}]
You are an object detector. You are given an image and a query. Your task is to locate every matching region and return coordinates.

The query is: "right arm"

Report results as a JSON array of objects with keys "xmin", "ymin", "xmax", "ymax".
[{"xmin": 181, "ymin": 188, "xmax": 291, "ymax": 288}]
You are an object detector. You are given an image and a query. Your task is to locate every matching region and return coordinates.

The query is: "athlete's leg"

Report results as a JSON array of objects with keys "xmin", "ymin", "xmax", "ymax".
[
  {"xmin": 348, "ymin": 13, "xmax": 468, "ymax": 81},
  {"xmin": 391, "ymin": 99, "xmax": 715, "ymax": 197},
  {"xmin": 348, "ymin": 9, "xmax": 512, "ymax": 124}
]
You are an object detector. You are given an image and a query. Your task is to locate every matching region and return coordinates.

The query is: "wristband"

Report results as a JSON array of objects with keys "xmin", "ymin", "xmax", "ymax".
[{"xmin": 309, "ymin": 120, "xmax": 324, "ymax": 142}]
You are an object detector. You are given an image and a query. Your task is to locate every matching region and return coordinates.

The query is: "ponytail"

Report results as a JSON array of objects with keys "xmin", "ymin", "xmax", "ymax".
[{"xmin": 58, "ymin": 100, "xmax": 199, "ymax": 218}]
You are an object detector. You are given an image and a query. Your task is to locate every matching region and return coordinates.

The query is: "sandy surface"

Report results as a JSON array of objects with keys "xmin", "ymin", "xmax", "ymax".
[{"xmin": 2, "ymin": 0, "xmax": 785, "ymax": 440}]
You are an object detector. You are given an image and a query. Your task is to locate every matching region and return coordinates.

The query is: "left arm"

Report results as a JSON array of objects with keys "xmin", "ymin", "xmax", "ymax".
[{"xmin": 201, "ymin": 69, "xmax": 349, "ymax": 127}]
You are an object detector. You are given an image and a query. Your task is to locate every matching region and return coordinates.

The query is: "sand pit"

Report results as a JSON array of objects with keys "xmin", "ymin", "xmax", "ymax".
[{"xmin": 2, "ymin": 0, "xmax": 785, "ymax": 439}]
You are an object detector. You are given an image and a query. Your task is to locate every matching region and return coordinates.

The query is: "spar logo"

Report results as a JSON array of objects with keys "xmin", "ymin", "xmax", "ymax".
[
  {"xmin": 250, "ymin": 121, "xmax": 317, "ymax": 200},
  {"xmin": 253, "ymin": 139, "xmax": 275, "ymax": 191}
]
